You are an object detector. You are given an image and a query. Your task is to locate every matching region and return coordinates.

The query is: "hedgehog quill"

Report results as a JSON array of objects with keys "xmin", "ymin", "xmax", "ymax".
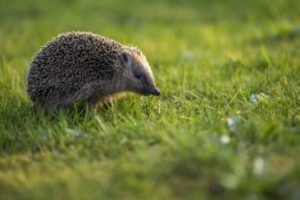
[{"xmin": 26, "ymin": 32, "xmax": 160, "ymax": 109}]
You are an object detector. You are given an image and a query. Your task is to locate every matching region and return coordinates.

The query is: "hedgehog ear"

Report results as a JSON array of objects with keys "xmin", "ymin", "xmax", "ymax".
[{"xmin": 120, "ymin": 51, "xmax": 132, "ymax": 68}]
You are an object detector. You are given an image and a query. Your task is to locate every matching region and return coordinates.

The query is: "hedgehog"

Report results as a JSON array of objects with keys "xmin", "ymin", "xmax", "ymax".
[{"xmin": 26, "ymin": 32, "xmax": 160, "ymax": 109}]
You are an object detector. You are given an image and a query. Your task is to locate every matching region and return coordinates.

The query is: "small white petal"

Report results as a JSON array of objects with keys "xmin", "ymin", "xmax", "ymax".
[
  {"xmin": 254, "ymin": 157, "xmax": 264, "ymax": 175},
  {"xmin": 220, "ymin": 135, "xmax": 231, "ymax": 144}
]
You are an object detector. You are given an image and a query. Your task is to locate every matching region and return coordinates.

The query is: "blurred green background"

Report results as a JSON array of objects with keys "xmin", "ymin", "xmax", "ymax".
[{"xmin": 0, "ymin": 0, "xmax": 300, "ymax": 199}]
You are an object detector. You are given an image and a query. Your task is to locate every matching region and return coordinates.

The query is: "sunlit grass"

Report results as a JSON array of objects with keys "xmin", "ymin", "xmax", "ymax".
[{"xmin": 0, "ymin": 0, "xmax": 300, "ymax": 199}]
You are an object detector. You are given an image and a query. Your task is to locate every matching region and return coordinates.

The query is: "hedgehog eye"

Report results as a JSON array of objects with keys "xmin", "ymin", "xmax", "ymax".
[{"xmin": 134, "ymin": 73, "xmax": 143, "ymax": 79}]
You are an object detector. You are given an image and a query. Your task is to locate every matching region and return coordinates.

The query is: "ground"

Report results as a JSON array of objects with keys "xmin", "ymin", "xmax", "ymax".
[{"xmin": 0, "ymin": 0, "xmax": 300, "ymax": 199}]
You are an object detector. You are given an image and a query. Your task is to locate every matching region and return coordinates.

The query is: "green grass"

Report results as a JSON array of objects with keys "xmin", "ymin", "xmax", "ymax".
[{"xmin": 1, "ymin": 0, "xmax": 300, "ymax": 199}]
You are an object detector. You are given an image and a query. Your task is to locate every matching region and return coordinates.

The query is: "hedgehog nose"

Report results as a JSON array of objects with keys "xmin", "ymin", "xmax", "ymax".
[{"xmin": 152, "ymin": 88, "xmax": 160, "ymax": 96}]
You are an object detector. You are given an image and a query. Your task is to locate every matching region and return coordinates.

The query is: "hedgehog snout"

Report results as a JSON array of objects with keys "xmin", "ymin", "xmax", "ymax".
[
  {"xmin": 144, "ymin": 80, "xmax": 160, "ymax": 96},
  {"xmin": 151, "ymin": 87, "xmax": 160, "ymax": 96},
  {"xmin": 144, "ymin": 86, "xmax": 160, "ymax": 96}
]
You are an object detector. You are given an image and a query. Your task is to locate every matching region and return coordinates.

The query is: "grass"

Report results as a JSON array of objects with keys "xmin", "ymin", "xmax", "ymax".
[{"xmin": 0, "ymin": 0, "xmax": 300, "ymax": 199}]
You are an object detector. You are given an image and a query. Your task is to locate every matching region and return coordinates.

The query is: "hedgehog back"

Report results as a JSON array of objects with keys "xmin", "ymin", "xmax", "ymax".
[{"xmin": 27, "ymin": 32, "xmax": 124, "ymax": 105}]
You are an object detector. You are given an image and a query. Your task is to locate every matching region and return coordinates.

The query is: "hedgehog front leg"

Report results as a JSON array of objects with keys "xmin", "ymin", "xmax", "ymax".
[
  {"xmin": 72, "ymin": 81, "xmax": 113, "ymax": 107},
  {"xmin": 102, "ymin": 96, "xmax": 114, "ymax": 109}
]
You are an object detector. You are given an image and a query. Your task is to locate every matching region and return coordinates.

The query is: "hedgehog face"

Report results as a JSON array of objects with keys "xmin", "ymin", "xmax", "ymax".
[{"xmin": 120, "ymin": 49, "xmax": 160, "ymax": 96}]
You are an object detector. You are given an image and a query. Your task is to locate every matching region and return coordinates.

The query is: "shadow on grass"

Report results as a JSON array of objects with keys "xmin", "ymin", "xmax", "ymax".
[
  {"xmin": 0, "ymin": 95, "xmax": 154, "ymax": 156},
  {"xmin": 0, "ymin": 95, "xmax": 113, "ymax": 154},
  {"xmin": 251, "ymin": 25, "xmax": 300, "ymax": 46}
]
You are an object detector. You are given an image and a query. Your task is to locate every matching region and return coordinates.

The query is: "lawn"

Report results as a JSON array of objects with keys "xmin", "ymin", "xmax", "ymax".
[{"xmin": 0, "ymin": 0, "xmax": 300, "ymax": 199}]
